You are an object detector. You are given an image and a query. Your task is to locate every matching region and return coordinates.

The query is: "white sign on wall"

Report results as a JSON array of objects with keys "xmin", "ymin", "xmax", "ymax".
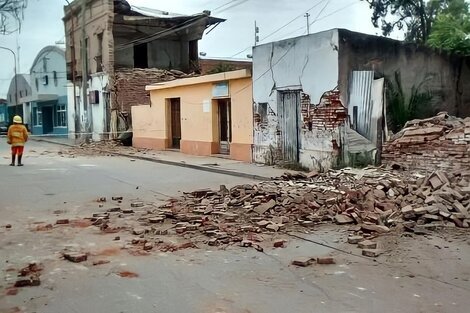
[
  {"xmin": 202, "ymin": 100, "xmax": 211, "ymax": 113},
  {"xmin": 212, "ymin": 82, "xmax": 229, "ymax": 98}
]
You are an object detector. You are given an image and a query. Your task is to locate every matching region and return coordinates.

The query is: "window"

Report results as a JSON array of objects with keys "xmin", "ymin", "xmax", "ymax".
[
  {"xmin": 35, "ymin": 78, "xmax": 39, "ymax": 91},
  {"xmin": 96, "ymin": 32, "xmax": 103, "ymax": 72},
  {"xmin": 19, "ymin": 91, "xmax": 23, "ymax": 97},
  {"xmin": 33, "ymin": 107, "xmax": 42, "ymax": 126},
  {"xmin": 53, "ymin": 71, "xmax": 58, "ymax": 86},
  {"xmin": 55, "ymin": 104, "xmax": 67, "ymax": 127},
  {"xmin": 43, "ymin": 58, "xmax": 48, "ymax": 72}
]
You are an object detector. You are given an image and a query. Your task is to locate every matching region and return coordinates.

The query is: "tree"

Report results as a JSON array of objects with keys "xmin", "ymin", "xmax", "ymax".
[
  {"xmin": 428, "ymin": 1, "xmax": 470, "ymax": 54},
  {"xmin": 0, "ymin": 0, "xmax": 28, "ymax": 35},
  {"xmin": 362, "ymin": 0, "xmax": 467, "ymax": 43}
]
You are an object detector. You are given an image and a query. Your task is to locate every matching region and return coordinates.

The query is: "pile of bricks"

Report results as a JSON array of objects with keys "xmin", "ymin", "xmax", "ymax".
[
  {"xmin": 382, "ymin": 112, "xmax": 470, "ymax": 172},
  {"xmin": 85, "ymin": 166, "xmax": 469, "ymax": 251}
]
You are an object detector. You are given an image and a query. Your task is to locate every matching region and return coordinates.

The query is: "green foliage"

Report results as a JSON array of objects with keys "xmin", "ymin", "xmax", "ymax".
[
  {"xmin": 428, "ymin": 3, "xmax": 470, "ymax": 55},
  {"xmin": 386, "ymin": 72, "xmax": 434, "ymax": 133},
  {"xmin": 362, "ymin": 0, "xmax": 468, "ymax": 44}
]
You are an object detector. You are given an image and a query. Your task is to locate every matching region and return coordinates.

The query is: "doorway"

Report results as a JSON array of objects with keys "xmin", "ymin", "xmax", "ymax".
[
  {"xmin": 278, "ymin": 91, "xmax": 300, "ymax": 164},
  {"xmin": 169, "ymin": 98, "xmax": 181, "ymax": 149},
  {"xmin": 218, "ymin": 99, "xmax": 232, "ymax": 154},
  {"xmin": 42, "ymin": 106, "xmax": 54, "ymax": 134}
]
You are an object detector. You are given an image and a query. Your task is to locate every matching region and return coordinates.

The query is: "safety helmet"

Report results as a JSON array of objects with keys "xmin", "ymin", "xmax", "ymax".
[{"xmin": 13, "ymin": 115, "xmax": 22, "ymax": 124}]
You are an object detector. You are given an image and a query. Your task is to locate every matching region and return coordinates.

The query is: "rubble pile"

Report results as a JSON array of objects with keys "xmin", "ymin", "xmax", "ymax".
[
  {"xmin": 86, "ymin": 167, "xmax": 469, "ymax": 251},
  {"xmin": 383, "ymin": 112, "xmax": 470, "ymax": 172}
]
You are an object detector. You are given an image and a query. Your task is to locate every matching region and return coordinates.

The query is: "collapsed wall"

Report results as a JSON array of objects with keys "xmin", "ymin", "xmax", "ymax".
[{"xmin": 382, "ymin": 112, "xmax": 470, "ymax": 172}]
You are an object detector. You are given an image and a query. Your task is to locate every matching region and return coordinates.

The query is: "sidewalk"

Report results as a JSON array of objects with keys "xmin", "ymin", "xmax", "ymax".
[{"xmin": 31, "ymin": 136, "xmax": 293, "ymax": 180}]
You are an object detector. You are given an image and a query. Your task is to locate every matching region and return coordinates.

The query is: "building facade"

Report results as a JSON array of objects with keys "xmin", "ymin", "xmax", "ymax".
[
  {"xmin": 29, "ymin": 46, "xmax": 68, "ymax": 136},
  {"xmin": 63, "ymin": 0, "xmax": 223, "ymax": 140},
  {"xmin": 252, "ymin": 29, "xmax": 470, "ymax": 171},
  {"xmin": 6, "ymin": 74, "xmax": 32, "ymax": 127},
  {"xmin": 132, "ymin": 69, "xmax": 253, "ymax": 162}
]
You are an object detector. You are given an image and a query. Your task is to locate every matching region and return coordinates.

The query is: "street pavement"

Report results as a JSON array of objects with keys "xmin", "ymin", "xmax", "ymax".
[{"xmin": 0, "ymin": 140, "xmax": 469, "ymax": 313}]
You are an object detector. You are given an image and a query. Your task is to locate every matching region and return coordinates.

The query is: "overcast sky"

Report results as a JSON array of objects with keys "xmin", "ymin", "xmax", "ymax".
[{"xmin": 0, "ymin": 0, "xmax": 386, "ymax": 98}]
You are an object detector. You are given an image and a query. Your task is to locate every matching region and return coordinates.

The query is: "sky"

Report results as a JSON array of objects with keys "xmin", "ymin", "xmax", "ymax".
[{"xmin": 0, "ymin": 0, "xmax": 386, "ymax": 98}]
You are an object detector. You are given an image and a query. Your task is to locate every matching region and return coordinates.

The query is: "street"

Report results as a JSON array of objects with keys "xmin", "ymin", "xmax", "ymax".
[{"xmin": 0, "ymin": 140, "xmax": 469, "ymax": 313}]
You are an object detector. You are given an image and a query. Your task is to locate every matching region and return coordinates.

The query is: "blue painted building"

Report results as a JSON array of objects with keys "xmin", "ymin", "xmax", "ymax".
[{"xmin": 29, "ymin": 46, "xmax": 68, "ymax": 136}]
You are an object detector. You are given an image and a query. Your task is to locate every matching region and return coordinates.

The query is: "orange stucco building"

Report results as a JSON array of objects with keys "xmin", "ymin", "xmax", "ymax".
[{"xmin": 132, "ymin": 69, "xmax": 253, "ymax": 162}]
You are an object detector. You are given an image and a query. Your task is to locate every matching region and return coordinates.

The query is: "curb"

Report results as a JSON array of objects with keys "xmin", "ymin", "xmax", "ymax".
[{"xmin": 32, "ymin": 138, "xmax": 271, "ymax": 181}]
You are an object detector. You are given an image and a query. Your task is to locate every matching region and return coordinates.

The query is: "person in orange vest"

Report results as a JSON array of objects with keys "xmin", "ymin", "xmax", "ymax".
[{"xmin": 7, "ymin": 115, "xmax": 29, "ymax": 166}]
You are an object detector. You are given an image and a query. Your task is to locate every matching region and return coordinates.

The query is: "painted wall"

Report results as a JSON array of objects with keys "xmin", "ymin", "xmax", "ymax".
[
  {"xmin": 66, "ymin": 74, "xmax": 108, "ymax": 140},
  {"xmin": 252, "ymin": 29, "xmax": 341, "ymax": 170},
  {"xmin": 132, "ymin": 72, "xmax": 253, "ymax": 161}
]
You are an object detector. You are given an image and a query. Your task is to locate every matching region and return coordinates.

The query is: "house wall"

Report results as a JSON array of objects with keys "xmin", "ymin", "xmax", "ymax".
[
  {"xmin": 64, "ymin": 0, "xmax": 113, "ymax": 139},
  {"xmin": 64, "ymin": 0, "xmax": 114, "ymax": 77},
  {"xmin": 252, "ymin": 30, "xmax": 342, "ymax": 170},
  {"xmin": 66, "ymin": 73, "xmax": 108, "ymax": 140},
  {"xmin": 132, "ymin": 74, "xmax": 253, "ymax": 162},
  {"xmin": 337, "ymin": 29, "xmax": 470, "ymax": 119}
]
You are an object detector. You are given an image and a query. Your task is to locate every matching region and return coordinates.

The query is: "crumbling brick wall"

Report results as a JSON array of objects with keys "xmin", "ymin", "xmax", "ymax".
[
  {"xmin": 382, "ymin": 113, "xmax": 470, "ymax": 172},
  {"xmin": 112, "ymin": 68, "xmax": 193, "ymax": 114}
]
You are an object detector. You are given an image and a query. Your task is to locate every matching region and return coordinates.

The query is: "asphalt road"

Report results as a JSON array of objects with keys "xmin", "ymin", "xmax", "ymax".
[{"xmin": 0, "ymin": 141, "xmax": 469, "ymax": 313}]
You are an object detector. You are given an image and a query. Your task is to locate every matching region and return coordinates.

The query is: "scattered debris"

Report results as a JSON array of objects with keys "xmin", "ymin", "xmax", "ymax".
[
  {"xmin": 117, "ymin": 271, "xmax": 139, "ymax": 278},
  {"xmin": 56, "ymin": 219, "xmax": 70, "ymax": 225},
  {"xmin": 316, "ymin": 257, "xmax": 336, "ymax": 265},
  {"xmin": 14, "ymin": 263, "xmax": 43, "ymax": 288},
  {"xmin": 362, "ymin": 249, "xmax": 383, "ymax": 258},
  {"xmin": 63, "ymin": 252, "xmax": 88, "ymax": 263},
  {"xmin": 292, "ymin": 257, "xmax": 313, "ymax": 267}
]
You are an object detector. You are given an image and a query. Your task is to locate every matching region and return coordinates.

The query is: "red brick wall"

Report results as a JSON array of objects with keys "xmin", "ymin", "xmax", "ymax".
[
  {"xmin": 301, "ymin": 89, "xmax": 348, "ymax": 130},
  {"xmin": 112, "ymin": 69, "xmax": 193, "ymax": 114}
]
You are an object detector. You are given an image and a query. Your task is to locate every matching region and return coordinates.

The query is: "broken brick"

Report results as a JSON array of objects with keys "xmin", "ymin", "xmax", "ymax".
[
  {"xmin": 362, "ymin": 249, "xmax": 382, "ymax": 257},
  {"xmin": 347, "ymin": 236, "xmax": 364, "ymax": 244},
  {"xmin": 316, "ymin": 257, "xmax": 335, "ymax": 265},
  {"xmin": 358, "ymin": 240, "xmax": 377, "ymax": 249},
  {"xmin": 56, "ymin": 219, "xmax": 70, "ymax": 225},
  {"xmin": 64, "ymin": 252, "xmax": 88, "ymax": 263},
  {"xmin": 292, "ymin": 257, "xmax": 312, "ymax": 267},
  {"xmin": 131, "ymin": 201, "xmax": 144, "ymax": 208},
  {"xmin": 273, "ymin": 239, "xmax": 285, "ymax": 248}
]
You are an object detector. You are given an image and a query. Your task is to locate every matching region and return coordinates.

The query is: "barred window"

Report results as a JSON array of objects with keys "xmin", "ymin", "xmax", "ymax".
[{"xmin": 55, "ymin": 104, "xmax": 67, "ymax": 127}]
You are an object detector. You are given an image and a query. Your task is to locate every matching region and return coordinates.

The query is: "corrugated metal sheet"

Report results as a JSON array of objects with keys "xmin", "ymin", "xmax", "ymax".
[
  {"xmin": 349, "ymin": 71, "xmax": 374, "ymax": 140},
  {"xmin": 278, "ymin": 91, "xmax": 300, "ymax": 163}
]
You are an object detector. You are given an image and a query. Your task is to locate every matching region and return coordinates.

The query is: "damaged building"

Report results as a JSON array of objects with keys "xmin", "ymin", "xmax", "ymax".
[
  {"xmin": 63, "ymin": 0, "xmax": 224, "ymax": 140},
  {"xmin": 252, "ymin": 29, "xmax": 470, "ymax": 171}
]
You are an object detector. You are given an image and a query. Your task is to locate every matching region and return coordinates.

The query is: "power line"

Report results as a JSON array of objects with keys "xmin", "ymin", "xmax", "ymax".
[
  {"xmin": 310, "ymin": 0, "xmax": 331, "ymax": 26},
  {"xmin": 278, "ymin": 0, "xmax": 359, "ymax": 41},
  {"xmin": 212, "ymin": 0, "xmax": 239, "ymax": 12},
  {"xmin": 229, "ymin": 0, "xmax": 328, "ymax": 58},
  {"xmin": 216, "ymin": 0, "xmax": 250, "ymax": 14}
]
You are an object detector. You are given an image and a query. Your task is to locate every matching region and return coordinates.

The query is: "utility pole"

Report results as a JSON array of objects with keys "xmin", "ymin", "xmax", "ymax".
[
  {"xmin": 80, "ymin": 0, "xmax": 92, "ymax": 141},
  {"xmin": 305, "ymin": 13, "xmax": 310, "ymax": 35},
  {"xmin": 65, "ymin": 0, "xmax": 80, "ymax": 139},
  {"xmin": 254, "ymin": 21, "xmax": 259, "ymax": 46},
  {"xmin": 0, "ymin": 46, "xmax": 18, "ymax": 116}
]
